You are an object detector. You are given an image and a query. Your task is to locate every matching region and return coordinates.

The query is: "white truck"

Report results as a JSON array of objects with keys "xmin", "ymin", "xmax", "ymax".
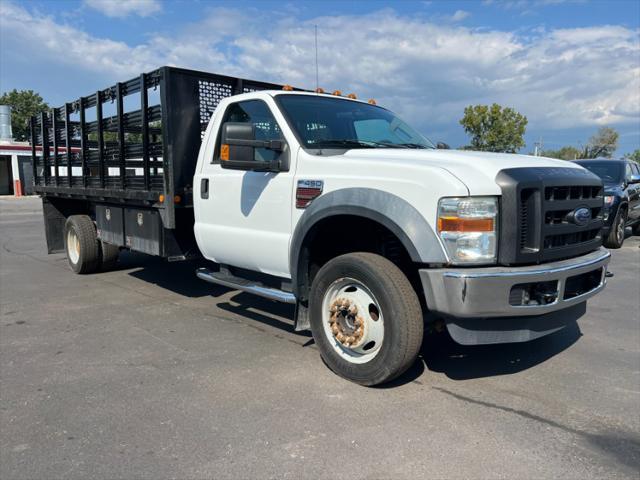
[{"xmin": 31, "ymin": 67, "xmax": 610, "ymax": 385}]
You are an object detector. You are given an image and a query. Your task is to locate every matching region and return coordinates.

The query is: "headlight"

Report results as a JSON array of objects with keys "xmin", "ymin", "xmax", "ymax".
[
  {"xmin": 437, "ymin": 197, "xmax": 498, "ymax": 265},
  {"xmin": 604, "ymin": 195, "xmax": 615, "ymax": 207}
]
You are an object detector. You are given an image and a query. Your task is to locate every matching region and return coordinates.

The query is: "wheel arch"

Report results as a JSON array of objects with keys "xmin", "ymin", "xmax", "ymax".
[{"xmin": 290, "ymin": 188, "xmax": 446, "ymax": 301}]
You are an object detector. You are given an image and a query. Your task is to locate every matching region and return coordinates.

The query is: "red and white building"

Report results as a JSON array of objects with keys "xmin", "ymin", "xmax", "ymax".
[{"xmin": 0, "ymin": 105, "xmax": 40, "ymax": 196}]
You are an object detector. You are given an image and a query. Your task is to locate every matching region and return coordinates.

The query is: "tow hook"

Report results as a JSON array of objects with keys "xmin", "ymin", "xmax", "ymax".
[{"xmin": 605, "ymin": 271, "xmax": 614, "ymax": 278}]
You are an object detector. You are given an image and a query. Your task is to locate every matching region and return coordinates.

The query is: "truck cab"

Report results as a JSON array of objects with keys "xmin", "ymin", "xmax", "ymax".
[{"xmin": 192, "ymin": 89, "xmax": 610, "ymax": 384}]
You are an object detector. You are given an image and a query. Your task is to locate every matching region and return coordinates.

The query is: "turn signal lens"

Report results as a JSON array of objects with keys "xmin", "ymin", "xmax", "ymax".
[
  {"xmin": 221, "ymin": 144, "xmax": 229, "ymax": 161},
  {"xmin": 159, "ymin": 194, "xmax": 165, "ymax": 203},
  {"xmin": 438, "ymin": 217, "xmax": 494, "ymax": 232}
]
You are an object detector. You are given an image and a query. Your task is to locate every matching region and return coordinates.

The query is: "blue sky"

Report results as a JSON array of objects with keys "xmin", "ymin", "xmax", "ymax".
[{"xmin": 1, "ymin": 0, "xmax": 639, "ymax": 155}]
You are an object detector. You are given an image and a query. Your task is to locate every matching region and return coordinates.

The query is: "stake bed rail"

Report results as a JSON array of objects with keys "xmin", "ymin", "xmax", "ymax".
[{"xmin": 30, "ymin": 66, "xmax": 285, "ymax": 228}]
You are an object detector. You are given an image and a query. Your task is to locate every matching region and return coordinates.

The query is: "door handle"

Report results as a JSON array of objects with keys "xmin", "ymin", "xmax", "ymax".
[{"xmin": 201, "ymin": 178, "xmax": 209, "ymax": 199}]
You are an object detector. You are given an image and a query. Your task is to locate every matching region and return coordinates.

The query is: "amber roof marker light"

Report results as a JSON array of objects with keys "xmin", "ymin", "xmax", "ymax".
[
  {"xmin": 368, "ymin": 99, "xmax": 377, "ymax": 105},
  {"xmin": 282, "ymin": 84, "xmax": 294, "ymax": 91}
]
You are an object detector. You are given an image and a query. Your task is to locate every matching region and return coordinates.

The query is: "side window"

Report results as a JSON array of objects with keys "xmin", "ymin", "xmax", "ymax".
[
  {"xmin": 631, "ymin": 163, "xmax": 640, "ymax": 175},
  {"xmin": 625, "ymin": 163, "xmax": 634, "ymax": 180},
  {"xmin": 215, "ymin": 100, "xmax": 284, "ymax": 163}
]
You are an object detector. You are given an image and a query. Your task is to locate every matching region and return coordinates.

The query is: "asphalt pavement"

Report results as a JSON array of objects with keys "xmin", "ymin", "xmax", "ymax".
[{"xmin": 1, "ymin": 196, "xmax": 639, "ymax": 479}]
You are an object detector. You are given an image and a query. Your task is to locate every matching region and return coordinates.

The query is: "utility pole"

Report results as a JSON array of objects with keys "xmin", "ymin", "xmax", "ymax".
[{"xmin": 533, "ymin": 136, "xmax": 543, "ymax": 156}]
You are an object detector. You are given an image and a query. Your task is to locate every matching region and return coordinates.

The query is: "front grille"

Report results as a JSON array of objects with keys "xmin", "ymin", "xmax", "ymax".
[
  {"xmin": 497, "ymin": 167, "xmax": 604, "ymax": 265},
  {"xmin": 540, "ymin": 183, "xmax": 603, "ymax": 258}
]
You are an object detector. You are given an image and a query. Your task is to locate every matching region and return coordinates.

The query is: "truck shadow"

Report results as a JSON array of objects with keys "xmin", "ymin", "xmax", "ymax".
[
  {"xmin": 216, "ymin": 292, "xmax": 306, "ymax": 338},
  {"xmin": 122, "ymin": 252, "xmax": 215, "ymax": 298},
  {"xmin": 121, "ymin": 252, "xmax": 581, "ymax": 385},
  {"xmin": 420, "ymin": 321, "xmax": 582, "ymax": 381}
]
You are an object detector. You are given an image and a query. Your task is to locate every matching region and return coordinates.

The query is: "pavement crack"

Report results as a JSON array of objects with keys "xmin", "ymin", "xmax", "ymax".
[
  {"xmin": 432, "ymin": 385, "xmax": 640, "ymax": 473},
  {"xmin": 433, "ymin": 386, "xmax": 582, "ymax": 435}
]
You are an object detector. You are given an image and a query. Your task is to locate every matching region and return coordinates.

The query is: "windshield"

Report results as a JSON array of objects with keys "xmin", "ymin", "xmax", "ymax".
[
  {"xmin": 276, "ymin": 95, "xmax": 435, "ymax": 150},
  {"xmin": 575, "ymin": 161, "xmax": 624, "ymax": 184}
]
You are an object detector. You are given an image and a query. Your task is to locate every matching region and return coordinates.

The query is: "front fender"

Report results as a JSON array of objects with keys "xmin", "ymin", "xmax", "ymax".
[{"xmin": 290, "ymin": 188, "xmax": 447, "ymax": 298}]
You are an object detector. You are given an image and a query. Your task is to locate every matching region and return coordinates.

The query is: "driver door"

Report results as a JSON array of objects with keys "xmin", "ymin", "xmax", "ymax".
[{"xmin": 194, "ymin": 99, "xmax": 294, "ymax": 278}]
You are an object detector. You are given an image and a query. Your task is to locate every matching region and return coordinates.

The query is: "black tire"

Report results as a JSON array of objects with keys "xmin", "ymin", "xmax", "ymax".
[
  {"xmin": 309, "ymin": 252, "xmax": 423, "ymax": 386},
  {"xmin": 100, "ymin": 242, "xmax": 120, "ymax": 271},
  {"xmin": 604, "ymin": 208, "xmax": 626, "ymax": 249},
  {"xmin": 63, "ymin": 215, "xmax": 101, "ymax": 274}
]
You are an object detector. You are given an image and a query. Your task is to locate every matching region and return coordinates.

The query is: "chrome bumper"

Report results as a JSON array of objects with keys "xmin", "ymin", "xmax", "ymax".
[{"xmin": 419, "ymin": 248, "xmax": 611, "ymax": 318}]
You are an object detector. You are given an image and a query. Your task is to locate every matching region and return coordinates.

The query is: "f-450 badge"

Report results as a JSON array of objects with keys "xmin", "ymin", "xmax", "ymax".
[{"xmin": 296, "ymin": 180, "xmax": 324, "ymax": 209}]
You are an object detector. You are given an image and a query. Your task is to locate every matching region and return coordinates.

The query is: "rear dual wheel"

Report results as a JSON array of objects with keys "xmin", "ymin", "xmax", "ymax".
[
  {"xmin": 309, "ymin": 252, "xmax": 423, "ymax": 386},
  {"xmin": 64, "ymin": 215, "xmax": 119, "ymax": 273}
]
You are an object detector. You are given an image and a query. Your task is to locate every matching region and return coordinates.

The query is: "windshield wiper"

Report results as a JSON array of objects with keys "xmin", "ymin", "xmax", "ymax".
[
  {"xmin": 312, "ymin": 139, "xmax": 432, "ymax": 150},
  {"xmin": 394, "ymin": 143, "xmax": 432, "ymax": 149},
  {"xmin": 313, "ymin": 139, "xmax": 382, "ymax": 149}
]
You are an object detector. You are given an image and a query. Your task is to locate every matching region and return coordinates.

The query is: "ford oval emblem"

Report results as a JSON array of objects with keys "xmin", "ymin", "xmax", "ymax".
[{"xmin": 568, "ymin": 207, "xmax": 592, "ymax": 226}]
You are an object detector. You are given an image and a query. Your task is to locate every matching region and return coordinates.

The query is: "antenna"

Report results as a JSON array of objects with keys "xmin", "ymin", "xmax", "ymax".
[{"xmin": 314, "ymin": 24, "xmax": 319, "ymax": 92}]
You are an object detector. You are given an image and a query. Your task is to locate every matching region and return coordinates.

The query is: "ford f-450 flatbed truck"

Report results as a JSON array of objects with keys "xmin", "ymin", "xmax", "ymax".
[{"xmin": 30, "ymin": 66, "xmax": 610, "ymax": 385}]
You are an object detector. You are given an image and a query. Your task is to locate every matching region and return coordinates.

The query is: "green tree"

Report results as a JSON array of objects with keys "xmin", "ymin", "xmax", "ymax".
[
  {"xmin": 460, "ymin": 103, "xmax": 528, "ymax": 153},
  {"xmin": 540, "ymin": 145, "xmax": 582, "ymax": 160},
  {"xmin": 0, "ymin": 89, "xmax": 49, "ymax": 142},
  {"xmin": 581, "ymin": 126, "xmax": 619, "ymax": 159},
  {"xmin": 623, "ymin": 149, "xmax": 640, "ymax": 164}
]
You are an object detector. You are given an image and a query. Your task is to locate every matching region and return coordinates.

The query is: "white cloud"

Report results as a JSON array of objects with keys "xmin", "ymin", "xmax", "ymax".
[
  {"xmin": 482, "ymin": 0, "xmax": 586, "ymax": 10},
  {"xmin": 450, "ymin": 10, "xmax": 470, "ymax": 22},
  {"xmin": 84, "ymin": 0, "xmax": 161, "ymax": 18},
  {"xmin": 1, "ymin": 1, "xmax": 638, "ymax": 137}
]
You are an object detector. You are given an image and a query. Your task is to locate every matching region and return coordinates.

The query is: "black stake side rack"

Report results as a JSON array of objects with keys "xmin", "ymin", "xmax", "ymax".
[{"xmin": 30, "ymin": 66, "xmax": 286, "ymax": 228}]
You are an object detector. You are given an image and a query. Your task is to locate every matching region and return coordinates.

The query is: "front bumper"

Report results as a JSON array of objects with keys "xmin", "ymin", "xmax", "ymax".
[{"xmin": 420, "ymin": 247, "xmax": 611, "ymax": 319}]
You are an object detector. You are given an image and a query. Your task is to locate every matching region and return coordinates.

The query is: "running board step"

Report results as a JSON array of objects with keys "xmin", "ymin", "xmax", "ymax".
[{"xmin": 196, "ymin": 268, "xmax": 296, "ymax": 304}]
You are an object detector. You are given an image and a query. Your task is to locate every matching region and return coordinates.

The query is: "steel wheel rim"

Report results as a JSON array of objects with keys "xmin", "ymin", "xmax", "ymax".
[
  {"xmin": 321, "ymin": 277, "xmax": 384, "ymax": 364},
  {"xmin": 67, "ymin": 229, "xmax": 80, "ymax": 264},
  {"xmin": 617, "ymin": 215, "xmax": 625, "ymax": 243}
]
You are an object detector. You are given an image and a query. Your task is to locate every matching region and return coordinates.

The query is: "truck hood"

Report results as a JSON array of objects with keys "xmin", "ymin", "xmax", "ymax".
[{"xmin": 341, "ymin": 149, "xmax": 584, "ymax": 195}]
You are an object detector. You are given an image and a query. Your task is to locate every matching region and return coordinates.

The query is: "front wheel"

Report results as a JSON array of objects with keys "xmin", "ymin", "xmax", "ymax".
[
  {"xmin": 604, "ymin": 208, "xmax": 626, "ymax": 249},
  {"xmin": 309, "ymin": 252, "xmax": 423, "ymax": 386}
]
